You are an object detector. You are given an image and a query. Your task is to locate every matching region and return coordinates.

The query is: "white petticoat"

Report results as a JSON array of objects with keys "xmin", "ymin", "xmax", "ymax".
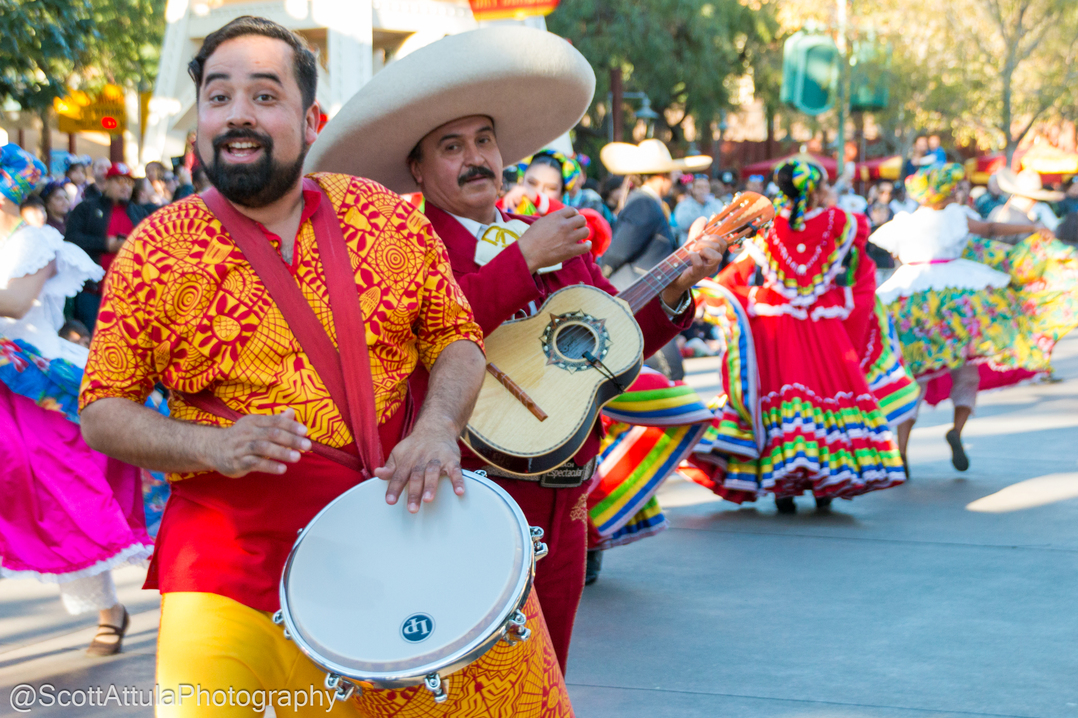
[
  {"xmin": 876, "ymin": 259, "xmax": 1012, "ymax": 304},
  {"xmin": 0, "ymin": 224, "xmax": 103, "ymax": 363}
]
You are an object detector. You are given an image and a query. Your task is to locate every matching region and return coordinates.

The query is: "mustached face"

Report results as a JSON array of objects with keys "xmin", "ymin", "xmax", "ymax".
[
  {"xmin": 197, "ymin": 127, "xmax": 307, "ymax": 208},
  {"xmin": 409, "ymin": 115, "xmax": 503, "ymax": 221}
]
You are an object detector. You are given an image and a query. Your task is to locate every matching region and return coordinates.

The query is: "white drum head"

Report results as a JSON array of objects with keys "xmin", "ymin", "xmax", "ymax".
[{"xmin": 281, "ymin": 471, "xmax": 530, "ymax": 679}]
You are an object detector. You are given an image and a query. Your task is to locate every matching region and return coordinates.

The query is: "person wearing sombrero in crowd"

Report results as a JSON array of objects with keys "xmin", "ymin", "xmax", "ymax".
[
  {"xmin": 989, "ymin": 168, "xmax": 1063, "ymax": 240},
  {"xmin": 687, "ymin": 158, "xmax": 907, "ymax": 512},
  {"xmin": 870, "ymin": 164, "xmax": 1053, "ymax": 472},
  {"xmin": 598, "ymin": 139, "xmax": 714, "ymax": 382},
  {"xmin": 306, "ymin": 26, "xmax": 728, "ymax": 673}
]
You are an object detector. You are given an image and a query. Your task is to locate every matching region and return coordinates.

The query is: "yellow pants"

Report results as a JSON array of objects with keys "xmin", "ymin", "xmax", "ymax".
[
  {"xmin": 156, "ymin": 592, "xmax": 360, "ymax": 717},
  {"xmin": 156, "ymin": 591, "xmax": 573, "ymax": 718}
]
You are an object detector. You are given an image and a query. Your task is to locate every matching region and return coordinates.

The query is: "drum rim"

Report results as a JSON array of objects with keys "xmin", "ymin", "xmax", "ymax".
[{"xmin": 277, "ymin": 470, "xmax": 535, "ymax": 689}]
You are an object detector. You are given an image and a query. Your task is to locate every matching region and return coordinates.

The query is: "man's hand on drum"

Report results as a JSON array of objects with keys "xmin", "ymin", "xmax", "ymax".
[
  {"xmin": 204, "ymin": 408, "xmax": 312, "ymax": 478},
  {"xmin": 375, "ymin": 423, "xmax": 465, "ymax": 513}
]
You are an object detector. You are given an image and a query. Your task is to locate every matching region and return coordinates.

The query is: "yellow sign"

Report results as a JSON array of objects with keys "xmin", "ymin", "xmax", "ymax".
[
  {"xmin": 469, "ymin": 0, "xmax": 559, "ymax": 21},
  {"xmin": 54, "ymin": 85, "xmax": 127, "ymax": 135}
]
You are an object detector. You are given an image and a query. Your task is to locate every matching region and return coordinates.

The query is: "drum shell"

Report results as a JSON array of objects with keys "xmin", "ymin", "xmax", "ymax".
[
  {"xmin": 353, "ymin": 587, "xmax": 573, "ymax": 716},
  {"xmin": 277, "ymin": 471, "xmax": 538, "ymax": 691}
]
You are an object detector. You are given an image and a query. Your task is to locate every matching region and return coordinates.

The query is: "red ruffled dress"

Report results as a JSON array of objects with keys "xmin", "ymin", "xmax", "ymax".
[{"xmin": 694, "ymin": 207, "xmax": 906, "ymax": 502}]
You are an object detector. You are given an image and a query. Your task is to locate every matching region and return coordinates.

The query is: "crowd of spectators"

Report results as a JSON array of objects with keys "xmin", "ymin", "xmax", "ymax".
[{"xmin": 14, "ymin": 154, "xmax": 211, "ymax": 340}]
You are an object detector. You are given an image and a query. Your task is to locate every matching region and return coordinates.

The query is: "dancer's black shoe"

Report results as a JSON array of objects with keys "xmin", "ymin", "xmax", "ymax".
[
  {"xmin": 946, "ymin": 428, "xmax": 969, "ymax": 472},
  {"xmin": 585, "ymin": 549, "xmax": 603, "ymax": 585},
  {"xmin": 775, "ymin": 496, "xmax": 797, "ymax": 514}
]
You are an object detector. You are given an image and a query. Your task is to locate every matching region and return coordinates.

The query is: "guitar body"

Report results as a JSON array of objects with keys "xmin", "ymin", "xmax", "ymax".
[{"xmin": 463, "ymin": 284, "xmax": 644, "ymax": 475}]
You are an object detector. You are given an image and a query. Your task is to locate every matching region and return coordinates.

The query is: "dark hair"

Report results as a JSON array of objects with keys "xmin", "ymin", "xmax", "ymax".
[
  {"xmin": 41, "ymin": 181, "xmax": 69, "ymax": 202},
  {"xmin": 407, "ymin": 142, "xmax": 423, "ymax": 168},
  {"xmin": 774, "ymin": 163, "xmax": 800, "ymax": 201},
  {"xmin": 188, "ymin": 16, "xmax": 318, "ymax": 109},
  {"xmin": 65, "ymin": 162, "xmax": 86, "ymax": 177},
  {"xmin": 60, "ymin": 319, "xmax": 90, "ymax": 340},
  {"xmin": 19, "ymin": 194, "xmax": 45, "ymax": 211},
  {"xmin": 526, "ymin": 153, "xmax": 565, "ymax": 191}
]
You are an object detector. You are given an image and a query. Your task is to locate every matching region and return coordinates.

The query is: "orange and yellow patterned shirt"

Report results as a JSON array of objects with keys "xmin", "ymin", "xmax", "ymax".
[{"xmin": 79, "ymin": 172, "xmax": 482, "ymax": 472}]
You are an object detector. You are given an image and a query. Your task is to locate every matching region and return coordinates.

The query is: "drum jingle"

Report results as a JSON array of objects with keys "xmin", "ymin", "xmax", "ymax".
[{"xmin": 274, "ymin": 469, "xmax": 549, "ymax": 704}]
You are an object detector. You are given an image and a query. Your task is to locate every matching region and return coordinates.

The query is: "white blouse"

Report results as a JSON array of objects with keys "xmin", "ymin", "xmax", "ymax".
[
  {"xmin": 869, "ymin": 204, "xmax": 1011, "ymax": 304},
  {"xmin": 0, "ymin": 224, "xmax": 103, "ymax": 366}
]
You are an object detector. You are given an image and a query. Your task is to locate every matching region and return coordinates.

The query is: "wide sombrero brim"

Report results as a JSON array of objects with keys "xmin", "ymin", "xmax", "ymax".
[
  {"xmin": 305, "ymin": 27, "xmax": 595, "ymax": 194},
  {"xmin": 995, "ymin": 168, "xmax": 1064, "ymax": 202},
  {"xmin": 599, "ymin": 142, "xmax": 712, "ymax": 175}
]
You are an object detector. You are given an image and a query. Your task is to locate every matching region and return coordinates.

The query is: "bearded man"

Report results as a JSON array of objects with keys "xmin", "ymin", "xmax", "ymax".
[
  {"xmin": 78, "ymin": 16, "xmax": 496, "ymax": 717},
  {"xmin": 306, "ymin": 26, "xmax": 728, "ymax": 673}
]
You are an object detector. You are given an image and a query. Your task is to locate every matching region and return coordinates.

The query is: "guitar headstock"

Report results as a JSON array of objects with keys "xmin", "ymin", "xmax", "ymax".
[{"xmin": 699, "ymin": 191, "xmax": 775, "ymax": 249}]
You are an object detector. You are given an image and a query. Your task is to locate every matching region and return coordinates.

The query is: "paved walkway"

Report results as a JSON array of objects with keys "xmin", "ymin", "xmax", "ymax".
[{"xmin": 2, "ymin": 336, "xmax": 1077, "ymax": 717}]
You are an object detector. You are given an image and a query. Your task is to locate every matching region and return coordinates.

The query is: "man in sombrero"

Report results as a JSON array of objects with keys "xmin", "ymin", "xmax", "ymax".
[{"xmin": 307, "ymin": 26, "xmax": 728, "ymax": 672}]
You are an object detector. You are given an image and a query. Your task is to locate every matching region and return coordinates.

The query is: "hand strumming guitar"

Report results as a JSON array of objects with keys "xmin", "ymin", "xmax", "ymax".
[
  {"xmin": 660, "ymin": 216, "xmax": 727, "ymax": 307},
  {"xmin": 516, "ymin": 207, "xmax": 591, "ymax": 274}
]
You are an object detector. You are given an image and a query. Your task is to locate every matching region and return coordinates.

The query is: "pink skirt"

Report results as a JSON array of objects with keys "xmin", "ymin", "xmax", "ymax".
[{"xmin": 0, "ymin": 383, "xmax": 152, "ymax": 581}]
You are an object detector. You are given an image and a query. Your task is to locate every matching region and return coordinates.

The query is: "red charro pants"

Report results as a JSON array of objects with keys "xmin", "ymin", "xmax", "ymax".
[{"xmin": 490, "ymin": 479, "xmax": 589, "ymax": 675}]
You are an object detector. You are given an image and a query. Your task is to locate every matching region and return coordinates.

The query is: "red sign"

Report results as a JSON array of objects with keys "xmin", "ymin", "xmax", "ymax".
[
  {"xmin": 101, "ymin": 117, "xmax": 119, "ymax": 130},
  {"xmin": 468, "ymin": 0, "xmax": 558, "ymax": 21}
]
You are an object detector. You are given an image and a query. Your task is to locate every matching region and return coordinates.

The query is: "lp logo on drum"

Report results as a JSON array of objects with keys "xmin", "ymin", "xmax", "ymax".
[{"xmin": 401, "ymin": 613, "xmax": 435, "ymax": 643}]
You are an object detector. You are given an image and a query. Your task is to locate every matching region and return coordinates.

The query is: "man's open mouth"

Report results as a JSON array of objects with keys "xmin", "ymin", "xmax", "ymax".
[{"xmin": 221, "ymin": 140, "xmax": 263, "ymax": 160}]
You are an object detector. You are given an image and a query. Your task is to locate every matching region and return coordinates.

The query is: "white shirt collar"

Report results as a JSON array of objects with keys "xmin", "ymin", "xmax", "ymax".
[{"xmin": 448, "ymin": 209, "xmax": 511, "ymax": 239}]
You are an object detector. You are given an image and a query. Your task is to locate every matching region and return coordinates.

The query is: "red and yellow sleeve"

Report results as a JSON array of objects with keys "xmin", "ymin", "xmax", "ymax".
[
  {"xmin": 411, "ymin": 210, "xmax": 484, "ymax": 370},
  {"xmin": 78, "ymin": 240, "xmax": 158, "ymax": 412}
]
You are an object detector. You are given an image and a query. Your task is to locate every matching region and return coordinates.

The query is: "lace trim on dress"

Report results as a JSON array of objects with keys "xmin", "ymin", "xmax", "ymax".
[
  {"xmin": 744, "ymin": 208, "xmax": 858, "ymax": 307},
  {"xmin": 747, "ymin": 285, "xmax": 855, "ymax": 321},
  {"xmin": 0, "ymin": 541, "xmax": 152, "ymax": 583}
]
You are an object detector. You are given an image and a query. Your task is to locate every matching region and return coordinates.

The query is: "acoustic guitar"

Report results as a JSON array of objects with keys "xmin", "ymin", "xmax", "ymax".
[{"xmin": 463, "ymin": 192, "xmax": 776, "ymax": 475}]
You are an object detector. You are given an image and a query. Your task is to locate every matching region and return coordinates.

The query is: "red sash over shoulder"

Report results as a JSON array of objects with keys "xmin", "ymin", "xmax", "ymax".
[{"xmin": 145, "ymin": 407, "xmax": 406, "ymax": 612}]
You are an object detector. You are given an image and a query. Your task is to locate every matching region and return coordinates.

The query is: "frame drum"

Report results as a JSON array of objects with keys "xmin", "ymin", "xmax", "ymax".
[{"xmin": 274, "ymin": 469, "xmax": 547, "ymax": 703}]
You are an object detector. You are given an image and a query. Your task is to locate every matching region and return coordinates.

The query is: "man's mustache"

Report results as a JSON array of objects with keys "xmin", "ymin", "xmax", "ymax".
[
  {"xmin": 458, "ymin": 165, "xmax": 496, "ymax": 186},
  {"xmin": 213, "ymin": 128, "xmax": 274, "ymax": 154}
]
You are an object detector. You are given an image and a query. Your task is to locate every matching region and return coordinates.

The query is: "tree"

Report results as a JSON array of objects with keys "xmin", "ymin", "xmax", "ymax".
[
  {"xmin": 0, "ymin": 0, "xmax": 96, "ymax": 161},
  {"xmin": 945, "ymin": 0, "xmax": 1078, "ymax": 159},
  {"xmin": 547, "ymin": 0, "xmax": 777, "ymax": 167},
  {"xmin": 86, "ymin": 0, "xmax": 167, "ymax": 91}
]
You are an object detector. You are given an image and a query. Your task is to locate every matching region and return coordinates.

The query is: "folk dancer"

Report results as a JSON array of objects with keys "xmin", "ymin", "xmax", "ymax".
[
  {"xmin": 0, "ymin": 144, "xmax": 150, "ymax": 656},
  {"xmin": 687, "ymin": 159, "xmax": 906, "ymax": 512},
  {"xmin": 870, "ymin": 164, "xmax": 1063, "ymax": 472}
]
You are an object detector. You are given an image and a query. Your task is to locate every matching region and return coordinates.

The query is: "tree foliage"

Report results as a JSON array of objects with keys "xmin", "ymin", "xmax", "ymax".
[
  {"xmin": 87, "ymin": 0, "xmax": 167, "ymax": 90},
  {"xmin": 548, "ymin": 0, "xmax": 778, "ymax": 161},
  {"xmin": 0, "ymin": 0, "xmax": 96, "ymax": 113},
  {"xmin": 752, "ymin": 0, "xmax": 1078, "ymax": 159}
]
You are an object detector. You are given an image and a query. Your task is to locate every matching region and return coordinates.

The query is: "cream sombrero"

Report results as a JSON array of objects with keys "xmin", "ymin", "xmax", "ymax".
[
  {"xmin": 995, "ymin": 168, "xmax": 1064, "ymax": 202},
  {"xmin": 600, "ymin": 139, "xmax": 712, "ymax": 175},
  {"xmin": 305, "ymin": 27, "xmax": 595, "ymax": 194}
]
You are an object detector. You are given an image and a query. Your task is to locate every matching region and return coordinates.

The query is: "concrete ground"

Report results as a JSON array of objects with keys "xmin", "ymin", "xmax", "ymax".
[
  {"xmin": 567, "ymin": 334, "xmax": 1078, "ymax": 718},
  {"xmin": 2, "ymin": 336, "xmax": 1077, "ymax": 717}
]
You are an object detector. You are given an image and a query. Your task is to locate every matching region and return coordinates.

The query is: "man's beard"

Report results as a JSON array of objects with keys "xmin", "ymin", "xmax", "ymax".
[{"xmin": 196, "ymin": 129, "xmax": 308, "ymax": 208}]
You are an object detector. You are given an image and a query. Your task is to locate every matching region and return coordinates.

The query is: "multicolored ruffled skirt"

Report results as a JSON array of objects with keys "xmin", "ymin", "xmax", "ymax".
[
  {"xmin": 0, "ymin": 338, "xmax": 160, "ymax": 581},
  {"xmin": 964, "ymin": 234, "xmax": 1078, "ymax": 368},
  {"xmin": 587, "ymin": 371, "xmax": 712, "ymax": 550},
  {"xmin": 862, "ymin": 298, "xmax": 920, "ymax": 425},
  {"xmin": 688, "ymin": 281, "xmax": 905, "ymax": 502}
]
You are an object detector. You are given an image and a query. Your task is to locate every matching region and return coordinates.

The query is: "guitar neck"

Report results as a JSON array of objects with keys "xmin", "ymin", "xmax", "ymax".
[{"xmin": 618, "ymin": 244, "xmax": 695, "ymax": 314}]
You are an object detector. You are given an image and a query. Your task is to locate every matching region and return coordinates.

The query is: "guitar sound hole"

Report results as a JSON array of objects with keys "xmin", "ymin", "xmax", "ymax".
[{"xmin": 554, "ymin": 324, "xmax": 598, "ymax": 361}]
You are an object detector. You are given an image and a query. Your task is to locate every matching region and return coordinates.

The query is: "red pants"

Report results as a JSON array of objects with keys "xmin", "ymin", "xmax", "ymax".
[{"xmin": 492, "ymin": 479, "xmax": 589, "ymax": 675}]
